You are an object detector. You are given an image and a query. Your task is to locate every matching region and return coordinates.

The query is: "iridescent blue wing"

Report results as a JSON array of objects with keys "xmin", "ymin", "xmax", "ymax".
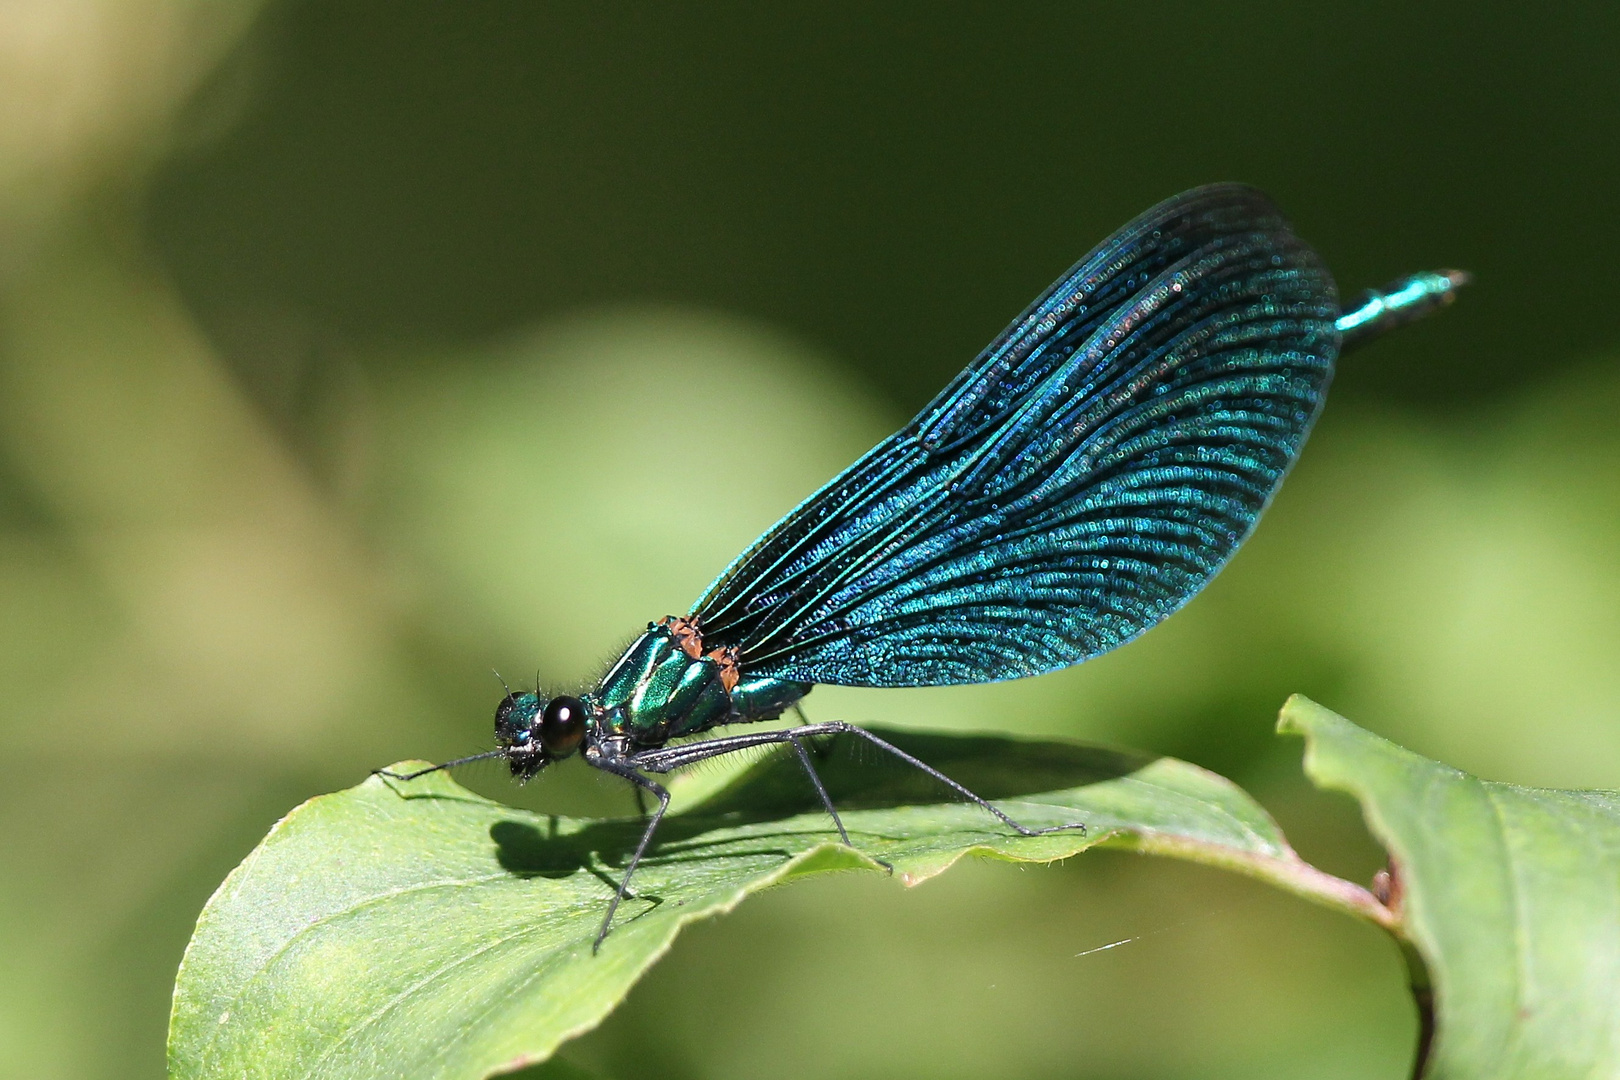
[{"xmin": 694, "ymin": 184, "xmax": 1339, "ymax": 687}]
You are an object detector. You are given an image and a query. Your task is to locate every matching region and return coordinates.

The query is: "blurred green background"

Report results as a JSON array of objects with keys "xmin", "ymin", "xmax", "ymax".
[{"xmin": 3, "ymin": 3, "xmax": 1619, "ymax": 1078}]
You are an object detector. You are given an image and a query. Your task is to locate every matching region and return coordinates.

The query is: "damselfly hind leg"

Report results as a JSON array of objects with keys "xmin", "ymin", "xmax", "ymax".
[
  {"xmin": 791, "ymin": 702, "xmax": 836, "ymax": 760},
  {"xmin": 630, "ymin": 722, "xmax": 1086, "ymax": 838},
  {"xmin": 788, "ymin": 735, "xmax": 894, "ymax": 875},
  {"xmin": 584, "ymin": 721, "xmax": 1087, "ymax": 943}
]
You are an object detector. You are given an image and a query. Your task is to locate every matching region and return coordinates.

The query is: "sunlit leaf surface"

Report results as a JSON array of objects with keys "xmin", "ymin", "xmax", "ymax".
[
  {"xmin": 169, "ymin": 729, "xmax": 1356, "ymax": 1080},
  {"xmin": 172, "ymin": 706, "xmax": 1620, "ymax": 1079},
  {"xmin": 1282, "ymin": 696, "xmax": 1620, "ymax": 1079}
]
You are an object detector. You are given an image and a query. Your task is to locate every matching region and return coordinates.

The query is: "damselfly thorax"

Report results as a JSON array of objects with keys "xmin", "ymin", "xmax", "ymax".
[{"xmin": 590, "ymin": 617, "xmax": 810, "ymax": 745}]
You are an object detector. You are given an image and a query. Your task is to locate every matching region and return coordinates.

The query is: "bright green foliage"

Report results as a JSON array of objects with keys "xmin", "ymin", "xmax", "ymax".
[
  {"xmin": 169, "ymin": 709, "xmax": 1620, "ymax": 1080},
  {"xmin": 1282, "ymin": 696, "xmax": 1620, "ymax": 1079},
  {"xmin": 168, "ymin": 729, "xmax": 1363, "ymax": 1080}
]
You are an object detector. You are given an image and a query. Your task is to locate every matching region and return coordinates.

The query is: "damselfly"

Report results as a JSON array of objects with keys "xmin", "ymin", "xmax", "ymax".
[{"xmin": 382, "ymin": 184, "xmax": 1465, "ymax": 949}]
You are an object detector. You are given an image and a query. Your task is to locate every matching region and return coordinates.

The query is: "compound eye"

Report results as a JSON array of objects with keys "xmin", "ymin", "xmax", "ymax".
[
  {"xmin": 495, "ymin": 692, "xmax": 540, "ymax": 746},
  {"xmin": 494, "ymin": 693, "xmax": 518, "ymax": 727},
  {"xmin": 539, "ymin": 695, "xmax": 588, "ymax": 757}
]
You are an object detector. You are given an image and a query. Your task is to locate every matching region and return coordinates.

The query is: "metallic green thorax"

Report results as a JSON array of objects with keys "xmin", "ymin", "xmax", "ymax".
[{"xmin": 590, "ymin": 621, "xmax": 810, "ymax": 745}]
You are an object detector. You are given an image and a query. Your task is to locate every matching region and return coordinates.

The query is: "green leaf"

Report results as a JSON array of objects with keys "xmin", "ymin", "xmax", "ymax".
[
  {"xmin": 1280, "ymin": 696, "xmax": 1620, "ymax": 1079},
  {"xmin": 167, "ymin": 729, "xmax": 1385, "ymax": 1080}
]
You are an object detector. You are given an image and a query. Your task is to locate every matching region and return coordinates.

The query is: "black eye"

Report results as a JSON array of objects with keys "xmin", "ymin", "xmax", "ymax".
[{"xmin": 539, "ymin": 695, "xmax": 588, "ymax": 757}]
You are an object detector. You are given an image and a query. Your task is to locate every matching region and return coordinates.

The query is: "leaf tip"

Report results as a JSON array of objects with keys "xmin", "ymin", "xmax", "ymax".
[{"xmin": 1275, "ymin": 693, "xmax": 1326, "ymax": 737}]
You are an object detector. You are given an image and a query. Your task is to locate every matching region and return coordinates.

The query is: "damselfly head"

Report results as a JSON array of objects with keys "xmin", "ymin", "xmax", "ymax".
[
  {"xmin": 494, "ymin": 691, "xmax": 546, "ymax": 778},
  {"xmin": 493, "ymin": 691, "xmax": 588, "ymax": 779}
]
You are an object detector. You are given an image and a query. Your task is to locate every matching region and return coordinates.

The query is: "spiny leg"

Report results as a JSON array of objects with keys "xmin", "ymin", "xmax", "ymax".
[
  {"xmin": 790, "ymin": 702, "xmax": 835, "ymax": 759},
  {"xmin": 373, "ymin": 749, "xmax": 506, "ymax": 782},
  {"xmin": 788, "ymin": 737, "xmax": 850, "ymax": 845},
  {"xmin": 630, "ymin": 721, "xmax": 1084, "ymax": 838},
  {"xmin": 788, "ymin": 736, "xmax": 893, "ymax": 874},
  {"xmin": 837, "ymin": 725, "xmax": 1084, "ymax": 838},
  {"xmin": 592, "ymin": 764, "xmax": 671, "ymax": 952}
]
